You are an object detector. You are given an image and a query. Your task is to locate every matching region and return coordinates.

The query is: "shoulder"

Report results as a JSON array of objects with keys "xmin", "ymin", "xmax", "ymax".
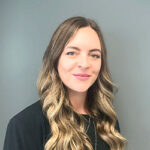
[
  {"xmin": 9, "ymin": 100, "xmax": 44, "ymax": 127},
  {"xmin": 4, "ymin": 100, "xmax": 48, "ymax": 150},
  {"xmin": 7, "ymin": 100, "xmax": 46, "ymax": 136}
]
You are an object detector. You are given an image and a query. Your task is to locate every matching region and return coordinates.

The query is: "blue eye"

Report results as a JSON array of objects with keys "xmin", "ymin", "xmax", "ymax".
[
  {"xmin": 91, "ymin": 54, "xmax": 100, "ymax": 58},
  {"xmin": 66, "ymin": 52, "xmax": 75, "ymax": 55}
]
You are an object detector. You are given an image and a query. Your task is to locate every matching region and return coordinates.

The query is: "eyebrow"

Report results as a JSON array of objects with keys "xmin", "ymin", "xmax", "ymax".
[{"xmin": 65, "ymin": 46, "xmax": 101, "ymax": 53}]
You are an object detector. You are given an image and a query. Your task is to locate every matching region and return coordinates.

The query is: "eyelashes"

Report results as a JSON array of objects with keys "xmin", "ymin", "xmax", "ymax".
[
  {"xmin": 91, "ymin": 54, "xmax": 101, "ymax": 58},
  {"xmin": 66, "ymin": 52, "xmax": 75, "ymax": 55},
  {"xmin": 66, "ymin": 51, "xmax": 101, "ymax": 59}
]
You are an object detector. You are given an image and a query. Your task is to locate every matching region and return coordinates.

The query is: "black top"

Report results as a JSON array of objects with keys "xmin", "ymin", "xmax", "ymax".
[{"xmin": 3, "ymin": 100, "xmax": 120, "ymax": 150}]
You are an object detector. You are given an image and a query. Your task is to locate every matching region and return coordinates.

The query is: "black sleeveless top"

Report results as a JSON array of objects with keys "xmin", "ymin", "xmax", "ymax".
[{"xmin": 3, "ymin": 100, "xmax": 120, "ymax": 150}]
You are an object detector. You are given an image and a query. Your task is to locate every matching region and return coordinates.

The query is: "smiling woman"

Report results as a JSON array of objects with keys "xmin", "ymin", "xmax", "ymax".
[
  {"xmin": 3, "ymin": 16, "xmax": 127, "ymax": 150},
  {"xmin": 58, "ymin": 27, "xmax": 102, "ymax": 94}
]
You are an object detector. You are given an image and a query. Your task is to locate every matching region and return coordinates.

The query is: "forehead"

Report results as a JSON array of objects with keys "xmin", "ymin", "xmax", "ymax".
[{"xmin": 65, "ymin": 27, "xmax": 101, "ymax": 50}]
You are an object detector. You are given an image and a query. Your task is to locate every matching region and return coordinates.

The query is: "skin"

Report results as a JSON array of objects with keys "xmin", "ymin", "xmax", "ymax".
[{"xmin": 57, "ymin": 27, "xmax": 102, "ymax": 114}]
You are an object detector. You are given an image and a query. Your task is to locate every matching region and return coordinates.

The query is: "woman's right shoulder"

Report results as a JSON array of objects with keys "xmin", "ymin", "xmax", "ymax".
[
  {"xmin": 4, "ymin": 100, "xmax": 50, "ymax": 150},
  {"xmin": 8, "ymin": 100, "xmax": 45, "ymax": 130}
]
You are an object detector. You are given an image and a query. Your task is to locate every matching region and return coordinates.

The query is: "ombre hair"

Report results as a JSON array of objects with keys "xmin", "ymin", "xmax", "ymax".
[{"xmin": 37, "ymin": 16, "xmax": 127, "ymax": 150}]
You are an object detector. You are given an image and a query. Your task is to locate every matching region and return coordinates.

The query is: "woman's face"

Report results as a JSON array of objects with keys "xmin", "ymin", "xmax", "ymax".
[{"xmin": 57, "ymin": 27, "xmax": 102, "ymax": 93}]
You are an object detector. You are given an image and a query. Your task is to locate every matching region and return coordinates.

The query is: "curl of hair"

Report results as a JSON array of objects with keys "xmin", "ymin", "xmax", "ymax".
[{"xmin": 37, "ymin": 16, "xmax": 127, "ymax": 150}]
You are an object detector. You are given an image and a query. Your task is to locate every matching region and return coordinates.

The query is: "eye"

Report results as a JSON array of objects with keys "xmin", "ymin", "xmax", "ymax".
[
  {"xmin": 66, "ymin": 51, "xmax": 75, "ymax": 55},
  {"xmin": 91, "ymin": 54, "xmax": 101, "ymax": 58}
]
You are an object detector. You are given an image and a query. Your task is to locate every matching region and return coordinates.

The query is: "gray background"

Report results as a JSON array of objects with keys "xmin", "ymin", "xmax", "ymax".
[{"xmin": 0, "ymin": 0, "xmax": 150, "ymax": 150}]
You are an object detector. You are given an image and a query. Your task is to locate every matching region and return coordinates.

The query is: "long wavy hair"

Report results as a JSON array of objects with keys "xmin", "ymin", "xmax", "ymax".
[{"xmin": 37, "ymin": 16, "xmax": 127, "ymax": 150}]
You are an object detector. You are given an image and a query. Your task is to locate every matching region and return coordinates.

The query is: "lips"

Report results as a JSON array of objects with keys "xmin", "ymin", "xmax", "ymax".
[
  {"xmin": 73, "ymin": 73, "xmax": 91, "ymax": 80},
  {"xmin": 73, "ymin": 73, "xmax": 90, "ymax": 77}
]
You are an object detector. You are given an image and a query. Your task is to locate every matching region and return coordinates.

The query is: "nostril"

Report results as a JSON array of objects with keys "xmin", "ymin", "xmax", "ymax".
[
  {"xmin": 78, "ymin": 63, "xmax": 90, "ymax": 69},
  {"xmin": 77, "ymin": 56, "xmax": 90, "ymax": 68}
]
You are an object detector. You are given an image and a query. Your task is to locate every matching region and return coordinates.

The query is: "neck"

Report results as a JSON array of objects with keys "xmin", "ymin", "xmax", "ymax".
[{"xmin": 68, "ymin": 89, "xmax": 89, "ymax": 114}]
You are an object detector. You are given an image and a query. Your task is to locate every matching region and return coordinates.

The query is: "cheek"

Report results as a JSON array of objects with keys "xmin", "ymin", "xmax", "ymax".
[
  {"xmin": 58, "ymin": 58, "xmax": 76, "ymax": 75},
  {"xmin": 93, "ymin": 62, "xmax": 101, "ymax": 75},
  {"xmin": 60, "ymin": 62, "xmax": 75, "ymax": 72}
]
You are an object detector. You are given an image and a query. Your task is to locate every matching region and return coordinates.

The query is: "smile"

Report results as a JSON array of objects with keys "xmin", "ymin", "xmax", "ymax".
[{"xmin": 73, "ymin": 74, "xmax": 91, "ymax": 81}]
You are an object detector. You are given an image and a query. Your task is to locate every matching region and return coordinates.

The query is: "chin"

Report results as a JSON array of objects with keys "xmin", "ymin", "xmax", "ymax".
[
  {"xmin": 73, "ymin": 87, "xmax": 89, "ymax": 93},
  {"xmin": 67, "ymin": 84, "xmax": 91, "ymax": 93}
]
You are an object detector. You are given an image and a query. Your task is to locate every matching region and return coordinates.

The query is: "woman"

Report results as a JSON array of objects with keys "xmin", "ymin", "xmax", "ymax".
[{"xmin": 3, "ymin": 16, "xmax": 126, "ymax": 150}]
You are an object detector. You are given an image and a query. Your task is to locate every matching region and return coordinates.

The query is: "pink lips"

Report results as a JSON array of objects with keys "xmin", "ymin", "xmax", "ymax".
[{"xmin": 73, "ymin": 73, "xmax": 90, "ymax": 81}]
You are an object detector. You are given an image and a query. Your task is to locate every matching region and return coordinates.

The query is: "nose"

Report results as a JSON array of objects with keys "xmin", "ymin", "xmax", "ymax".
[{"xmin": 78, "ymin": 55, "xmax": 90, "ymax": 69}]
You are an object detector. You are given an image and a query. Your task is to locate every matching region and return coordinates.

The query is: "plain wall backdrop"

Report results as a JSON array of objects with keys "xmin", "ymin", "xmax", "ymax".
[{"xmin": 1, "ymin": 0, "xmax": 150, "ymax": 150}]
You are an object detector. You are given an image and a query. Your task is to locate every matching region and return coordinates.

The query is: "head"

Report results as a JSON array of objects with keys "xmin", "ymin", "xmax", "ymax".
[{"xmin": 40, "ymin": 16, "xmax": 110, "ymax": 102}]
